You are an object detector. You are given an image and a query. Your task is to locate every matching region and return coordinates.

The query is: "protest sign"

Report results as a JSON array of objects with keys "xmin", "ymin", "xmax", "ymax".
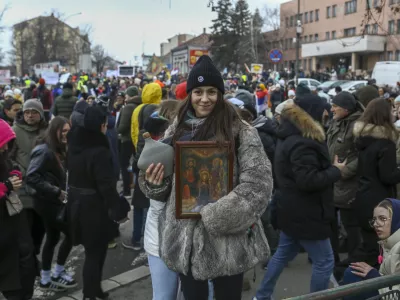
[
  {"xmin": 0, "ymin": 70, "xmax": 11, "ymax": 85},
  {"xmin": 41, "ymin": 71, "xmax": 59, "ymax": 85}
]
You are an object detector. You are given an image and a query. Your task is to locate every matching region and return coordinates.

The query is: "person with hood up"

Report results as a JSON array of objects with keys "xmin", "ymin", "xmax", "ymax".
[
  {"xmin": 341, "ymin": 199, "xmax": 400, "ymax": 300},
  {"xmin": 70, "ymin": 100, "xmax": 89, "ymax": 128},
  {"xmin": 32, "ymin": 78, "xmax": 53, "ymax": 122},
  {"xmin": 0, "ymin": 119, "xmax": 36, "ymax": 300},
  {"xmin": 235, "ymin": 88, "xmax": 256, "ymax": 108},
  {"xmin": 140, "ymin": 55, "xmax": 272, "ymax": 300},
  {"xmin": 270, "ymin": 84, "xmax": 284, "ymax": 114},
  {"xmin": 351, "ymin": 97, "xmax": 400, "ymax": 268},
  {"xmin": 117, "ymin": 86, "xmax": 141, "ymax": 198},
  {"xmin": 66, "ymin": 106, "xmax": 130, "ymax": 300},
  {"xmin": 53, "ymin": 83, "xmax": 78, "ymax": 119},
  {"xmin": 175, "ymin": 81, "xmax": 188, "ymax": 101},
  {"xmin": 254, "ymin": 94, "xmax": 346, "ymax": 300},
  {"xmin": 327, "ymin": 92, "xmax": 364, "ymax": 278},
  {"xmin": 354, "ymin": 85, "xmax": 379, "ymax": 108},
  {"xmin": 10, "ymin": 99, "xmax": 48, "ymax": 255}
]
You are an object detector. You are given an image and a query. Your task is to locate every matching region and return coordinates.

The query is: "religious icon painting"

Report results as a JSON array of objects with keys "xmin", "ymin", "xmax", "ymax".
[{"xmin": 175, "ymin": 141, "xmax": 234, "ymax": 219}]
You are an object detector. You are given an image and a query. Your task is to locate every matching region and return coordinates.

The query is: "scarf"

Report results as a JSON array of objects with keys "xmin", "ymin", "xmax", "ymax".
[{"xmin": 184, "ymin": 110, "xmax": 207, "ymax": 138}]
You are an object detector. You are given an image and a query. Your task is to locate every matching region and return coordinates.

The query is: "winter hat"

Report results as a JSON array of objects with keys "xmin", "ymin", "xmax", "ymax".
[
  {"xmin": 13, "ymin": 89, "xmax": 22, "ymax": 96},
  {"xmin": 74, "ymin": 99, "xmax": 89, "ymax": 114},
  {"xmin": 126, "ymin": 86, "xmax": 139, "ymax": 97},
  {"xmin": 71, "ymin": 100, "xmax": 89, "ymax": 127},
  {"xmin": 294, "ymin": 94, "xmax": 326, "ymax": 122},
  {"xmin": 134, "ymin": 78, "xmax": 141, "ymax": 86},
  {"xmin": 39, "ymin": 78, "xmax": 45, "ymax": 85},
  {"xmin": 84, "ymin": 106, "xmax": 108, "ymax": 132},
  {"xmin": 288, "ymin": 90, "xmax": 296, "ymax": 97},
  {"xmin": 0, "ymin": 119, "xmax": 16, "ymax": 149},
  {"xmin": 4, "ymin": 90, "xmax": 14, "ymax": 98},
  {"xmin": 23, "ymin": 99, "xmax": 44, "ymax": 119},
  {"xmin": 141, "ymin": 83, "xmax": 162, "ymax": 105},
  {"xmin": 175, "ymin": 82, "xmax": 188, "ymax": 100},
  {"xmin": 258, "ymin": 83, "xmax": 266, "ymax": 91},
  {"xmin": 295, "ymin": 82, "xmax": 311, "ymax": 99},
  {"xmin": 243, "ymin": 103, "xmax": 257, "ymax": 120},
  {"xmin": 354, "ymin": 85, "xmax": 379, "ymax": 108},
  {"xmin": 63, "ymin": 83, "xmax": 73, "ymax": 90},
  {"xmin": 186, "ymin": 55, "xmax": 224, "ymax": 94},
  {"xmin": 332, "ymin": 91, "xmax": 357, "ymax": 112},
  {"xmin": 275, "ymin": 83, "xmax": 281, "ymax": 89},
  {"xmin": 235, "ymin": 89, "xmax": 256, "ymax": 107}
]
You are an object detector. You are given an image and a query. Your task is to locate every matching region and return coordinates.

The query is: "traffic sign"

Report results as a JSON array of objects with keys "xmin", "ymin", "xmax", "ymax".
[{"xmin": 269, "ymin": 49, "xmax": 283, "ymax": 64}]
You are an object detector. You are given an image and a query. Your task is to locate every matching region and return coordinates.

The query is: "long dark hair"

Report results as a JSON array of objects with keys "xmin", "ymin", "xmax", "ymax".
[
  {"xmin": 358, "ymin": 97, "xmax": 398, "ymax": 140},
  {"xmin": 172, "ymin": 91, "xmax": 240, "ymax": 148},
  {"xmin": 36, "ymin": 116, "xmax": 70, "ymax": 158}
]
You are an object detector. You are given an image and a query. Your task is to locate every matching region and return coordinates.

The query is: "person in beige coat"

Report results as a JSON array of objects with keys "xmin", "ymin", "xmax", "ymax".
[{"xmin": 342, "ymin": 198, "xmax": 400, "ymax": 299}]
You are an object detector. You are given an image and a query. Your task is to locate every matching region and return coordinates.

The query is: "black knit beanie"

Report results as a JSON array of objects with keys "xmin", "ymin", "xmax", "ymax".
[
  {"xmin": 294, "ymin": 94, "xmax": 326, "ymax": 123},
  {"xmin": 296, "ymin": 82, "xmax": 311, "ymax": 99},
  {"xmin": 84, "ymin": 106, "xmax": 108, "ymax": 132},
  {"xmin": 186, "ymin": 55, "xmax": 224, "ymax": 94},
  {"xmin": 332, "ymin": 91, "xmax": 357, "ymax": 112}
]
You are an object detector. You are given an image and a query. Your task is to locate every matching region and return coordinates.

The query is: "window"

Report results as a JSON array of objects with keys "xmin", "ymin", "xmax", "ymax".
[
  {"xmin": 332, "ymin": 5, "xmax": 337, "ymax": 17},
  {"xmin": 368, "ymin": 0, "xmax": 380, "ymax": 7},
  {"xmin": 284, "ymin": 39, "xmax": 288, "ymax": 50},
  {"xmin": 389, "ymin": 20, "xmax": 395, "ymax": 34},
  {"xmin": 327, "ymin": 6, "xmax": 331, "ymax": 18},
  {"xmin": 315, "ymin": 33, "xmax": 319, "ymax": 41},
  {"xmin": 326, "ymin": 31, "xmax": 330, "ymax": 39},
  {"xmin": 396, "ymin": 50, "xmax": 400, "ymax": 61},
  {"xmin": 303, "ymin": 59, "xmax": 307, "ymax": 70},
  {"xmin": 379, "ymin": 53, "xmax": 384, "ymax": 60},
  {"xmin": 345, "ymin": 0, "xmax": 357, "ymax": 14},
  {"xmin": 372, "ymin": 23, "xmax": 378, "ymax": 34},
  {"xmin": 397, "ymin": 20, "xmax": 400, "ymax": 34},
  {"xmin": 365, "ymin": 24, "xmax": 370, "ymax": 34},
  {"xmin": 332, "ymin": 30, "xmax": 337, "ymax": 38},
  {"xmin": 304, "ymin": 35, "xmax": 308, "ymax": 42},
  {"xmin": 309, "ymin": 34, "xmax": 313, "ymax": 41},
  {"xmin": 389, "ymin": 0, "xmax": 400, "ymax": 4},
  {"xmin": 344, "ymin": 27, "xmax": 356, "ymax": 36},
  {"xmin": 299, "ymin": 13, "xmax": 303, "ymax": 23},
  {"xmin": 388, "ymin": 51, "xmax": 394, "ymax": 61},
  {"xmin": 310, "ymin": 11, "xmax": 314, "ymax": 22},
  {"xmin": 309, "ymin": 59, "xmax": 312, "ymax": 72},
  {"xmin": 305, "ymin": 12, "xmax": 308, "ymax": 23},
  {"xmin": 286, "ymin": 17, "xmax": 289, "ymax": 27},
  {"xmin": 290, "ymin": 16, "xmax": 294, "ymax": 27},
  {"xmin": 316, "ymin": 9, "xmax": 319, "ymax": 21}
]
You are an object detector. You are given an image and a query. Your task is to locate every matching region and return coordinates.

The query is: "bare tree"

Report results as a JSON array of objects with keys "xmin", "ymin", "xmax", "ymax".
[
  {"xmin": 0, "ymin": 4, "xmax": 10, "ymax": 64},
  {"xmin": 92, "ymin": 44, "xmax": 107, "ymax": 74},
  {"xmin": 262, "ymin": 5, "xmax": 289, "ymax": 51}
]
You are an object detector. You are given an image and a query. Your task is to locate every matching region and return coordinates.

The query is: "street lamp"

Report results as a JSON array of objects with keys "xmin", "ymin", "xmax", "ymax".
[{"xmin": 295, "ymin": 19, "xmax": 303, "ymax": 86}]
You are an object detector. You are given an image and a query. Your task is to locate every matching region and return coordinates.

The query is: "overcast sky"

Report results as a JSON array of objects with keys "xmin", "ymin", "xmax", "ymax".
[{"xmin": 1, "ymin": 0, "xmax": 286, "ymax": 64}]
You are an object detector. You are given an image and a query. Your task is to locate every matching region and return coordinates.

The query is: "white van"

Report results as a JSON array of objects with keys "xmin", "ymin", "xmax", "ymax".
[{"xmin": 372, "ymin": 61, "xmax": 400, "ymax": 87}]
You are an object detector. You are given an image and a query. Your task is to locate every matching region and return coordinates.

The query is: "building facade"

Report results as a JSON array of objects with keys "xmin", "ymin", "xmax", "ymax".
[
  {"xmin": 171, "ymin": 30, "xmax": 212, "ymax": 75},
  {"xmin": 160, "ymin": 34, "xmax": 195, "ymax": 67},
  {"xmin": 265, "ymin": 0, "xmax": 396, "ymax": 74},
  {"xmin": 13, "ymin": 14, "xmax": 91, "ymax": 75}
]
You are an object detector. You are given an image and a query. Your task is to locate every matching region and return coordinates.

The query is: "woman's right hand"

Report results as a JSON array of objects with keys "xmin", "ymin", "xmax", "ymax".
[
  {"xmin": 145, "ymin": 163, "xmax": 165, "ymax": 186},
  {"xmin": 8, "ymin": 177, "xmax": 22, "ymax": 191}
]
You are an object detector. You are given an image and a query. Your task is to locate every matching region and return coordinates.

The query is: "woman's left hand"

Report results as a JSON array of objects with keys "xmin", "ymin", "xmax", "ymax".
[{"xmin": 350, "ymin": 262, "xmax": 374, "ymax": 277}]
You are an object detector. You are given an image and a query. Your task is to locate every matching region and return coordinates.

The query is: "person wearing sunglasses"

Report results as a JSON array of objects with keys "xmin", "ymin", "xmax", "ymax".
[{"xmin": 341, "ymin": 199, "xmax": 400, "ymax": 300}]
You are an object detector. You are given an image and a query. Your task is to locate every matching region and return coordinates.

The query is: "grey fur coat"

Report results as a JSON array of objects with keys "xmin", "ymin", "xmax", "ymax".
[{"xmin": 139, "ymin": 118, "xmax": 273, "ymax": 280}]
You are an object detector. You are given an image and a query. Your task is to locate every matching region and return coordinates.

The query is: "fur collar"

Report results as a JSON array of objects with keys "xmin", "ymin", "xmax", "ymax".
[
  {"xmin": 281, "ymin": 104, "xmax": 325, "ymax": 142},
  {"xmin": 353, "ymin": 121, "xmax": 398, "ymax": 142}
]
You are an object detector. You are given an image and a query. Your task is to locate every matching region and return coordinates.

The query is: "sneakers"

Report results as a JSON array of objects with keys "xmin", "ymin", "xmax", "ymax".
[
  {"xmin": 39, "ymin": 281, "xmax": 67, "ymax": 292},
  {"xmin": 51, "ymin": 271, "xmax": 77, "ymax": 289},
  {"xmin": 122, "ymin": 239, "xmax": 142, "ymax": 251}
]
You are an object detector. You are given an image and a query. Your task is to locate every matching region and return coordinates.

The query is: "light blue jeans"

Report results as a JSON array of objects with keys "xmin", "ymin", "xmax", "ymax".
[
  {"xmin": 255, "ymin": 231, "xmax": 334, "ymax": 300},
  {"xmin": 148, "ymin": 255, "xmax": 179, "ymax": 300},
  {"xmin": 148, "ymin": 255, "xmax": 214, "ymax": 300}
]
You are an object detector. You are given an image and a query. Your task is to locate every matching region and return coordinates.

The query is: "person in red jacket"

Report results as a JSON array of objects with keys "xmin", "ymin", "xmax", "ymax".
[{"xmin": 32, "ymin": 78, "xmax": 53, "ymax": 122}]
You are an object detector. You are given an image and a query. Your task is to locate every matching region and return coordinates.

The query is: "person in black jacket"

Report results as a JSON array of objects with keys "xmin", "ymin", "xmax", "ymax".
[
  {"xmin": 66, "ymin": 106, "xmax": 130, "ymax": 300},
  {"xmin": 350, "ymin": 97, "xmax": 400, "ymax": 267},
  {"xmin": 26, "ymin": 116, "xmax": 76, "ymax": 291},
  {"xmin": 255, "ymin": 94, "xmax": 346, "ymax": 300},
  {"xmin": 0, "ymin": 119, "xmax": 36, "ymax": 300}
]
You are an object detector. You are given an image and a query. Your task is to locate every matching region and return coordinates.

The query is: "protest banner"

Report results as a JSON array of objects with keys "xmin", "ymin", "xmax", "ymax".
[
  {"xmin": 0, "ymin": 70, "xmax": 11, "ymax": 85},
  {"xmin": 41, "ymin": 71, "xmax": 59, "ymax": 85},
  {"xmin": 251, "ymin": 64, "xmax": 264, "ymax": 74}
]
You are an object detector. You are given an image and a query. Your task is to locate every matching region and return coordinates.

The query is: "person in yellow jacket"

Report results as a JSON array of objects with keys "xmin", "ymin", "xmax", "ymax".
[{"xmin": 131, "ymin": 83, "xmax": 162, "ymax": 149}]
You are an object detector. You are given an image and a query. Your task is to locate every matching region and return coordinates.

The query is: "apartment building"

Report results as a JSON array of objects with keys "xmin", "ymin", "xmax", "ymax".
[{"xmin": 265, "ymin": 0, "xmax": 399, "ymax": 73}]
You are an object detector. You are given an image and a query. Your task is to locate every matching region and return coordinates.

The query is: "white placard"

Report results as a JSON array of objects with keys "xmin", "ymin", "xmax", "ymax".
[
  {"xmin": 59, "ymin": 73, "xmax": 71, "ymax": 84},
  {"xmin": 0, "ymin": 70, "xmax": 11, "ymax": 84},
  {"xmin": 106, "ymin": 70, "xmax": 118, "ymax": 78},
  {"xmin": 251, "ymin": 64, "xmax": 264, "ymax": 74},
  {"xmin": 41, "ymin": 71, "xmax": 59, "ymax": 85}
]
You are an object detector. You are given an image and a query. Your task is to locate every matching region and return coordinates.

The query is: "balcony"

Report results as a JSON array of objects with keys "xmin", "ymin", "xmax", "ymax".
[{"xmin": 301, "ymin": 34, "xmax": 386, "ymax": 57}]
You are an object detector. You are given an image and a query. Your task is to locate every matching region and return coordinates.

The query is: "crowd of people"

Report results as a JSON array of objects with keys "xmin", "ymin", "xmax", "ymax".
[{"xmin": 1, "ymin": 55, "xmax": 400, "ymax": 300}]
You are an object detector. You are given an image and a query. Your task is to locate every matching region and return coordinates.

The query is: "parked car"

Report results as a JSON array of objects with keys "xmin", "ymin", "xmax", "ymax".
[
  {"xmin": 318, "ymin": 80, "xmax": 349, "ymax": 93},
  {"xmin": 328, "ymin": 80, "xmax": 368, "ymax": 97},
  {"xmin": 288, "ymin": 78, "xmax": 322, "ymax": 88}
]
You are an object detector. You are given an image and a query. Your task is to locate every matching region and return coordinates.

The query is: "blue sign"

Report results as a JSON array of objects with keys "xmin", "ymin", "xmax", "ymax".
[{"xmin": 269, "ymin": 49, "xmax": 283, "ymax": 64}]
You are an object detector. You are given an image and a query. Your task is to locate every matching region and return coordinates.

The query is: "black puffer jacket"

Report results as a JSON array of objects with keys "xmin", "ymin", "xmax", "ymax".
[
  {"xmin": 252, "ymin": 115, "xmax": 277, "ymax": 163},
  {"xmin": 26, "ymin": 144, "xmax": 65, "ymax": 222},
  {"xmin": 53, "ymin": 88, "xmax": 78, "ymax": 119},
  {"xmin": 274, "ymin": 104, "xmax": 341, "ymax": 240}
]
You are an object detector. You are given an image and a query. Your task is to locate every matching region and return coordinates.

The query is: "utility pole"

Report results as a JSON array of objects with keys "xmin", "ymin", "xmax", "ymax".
[{"xmin": 295, "ymin": 0, "xmax": 302, "ymax": 86}]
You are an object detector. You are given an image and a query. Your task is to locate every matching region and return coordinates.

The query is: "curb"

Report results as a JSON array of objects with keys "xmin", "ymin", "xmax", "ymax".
[{"xmin": 56, "ymin": 266, "xmax": 150, "ymax": 300}]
